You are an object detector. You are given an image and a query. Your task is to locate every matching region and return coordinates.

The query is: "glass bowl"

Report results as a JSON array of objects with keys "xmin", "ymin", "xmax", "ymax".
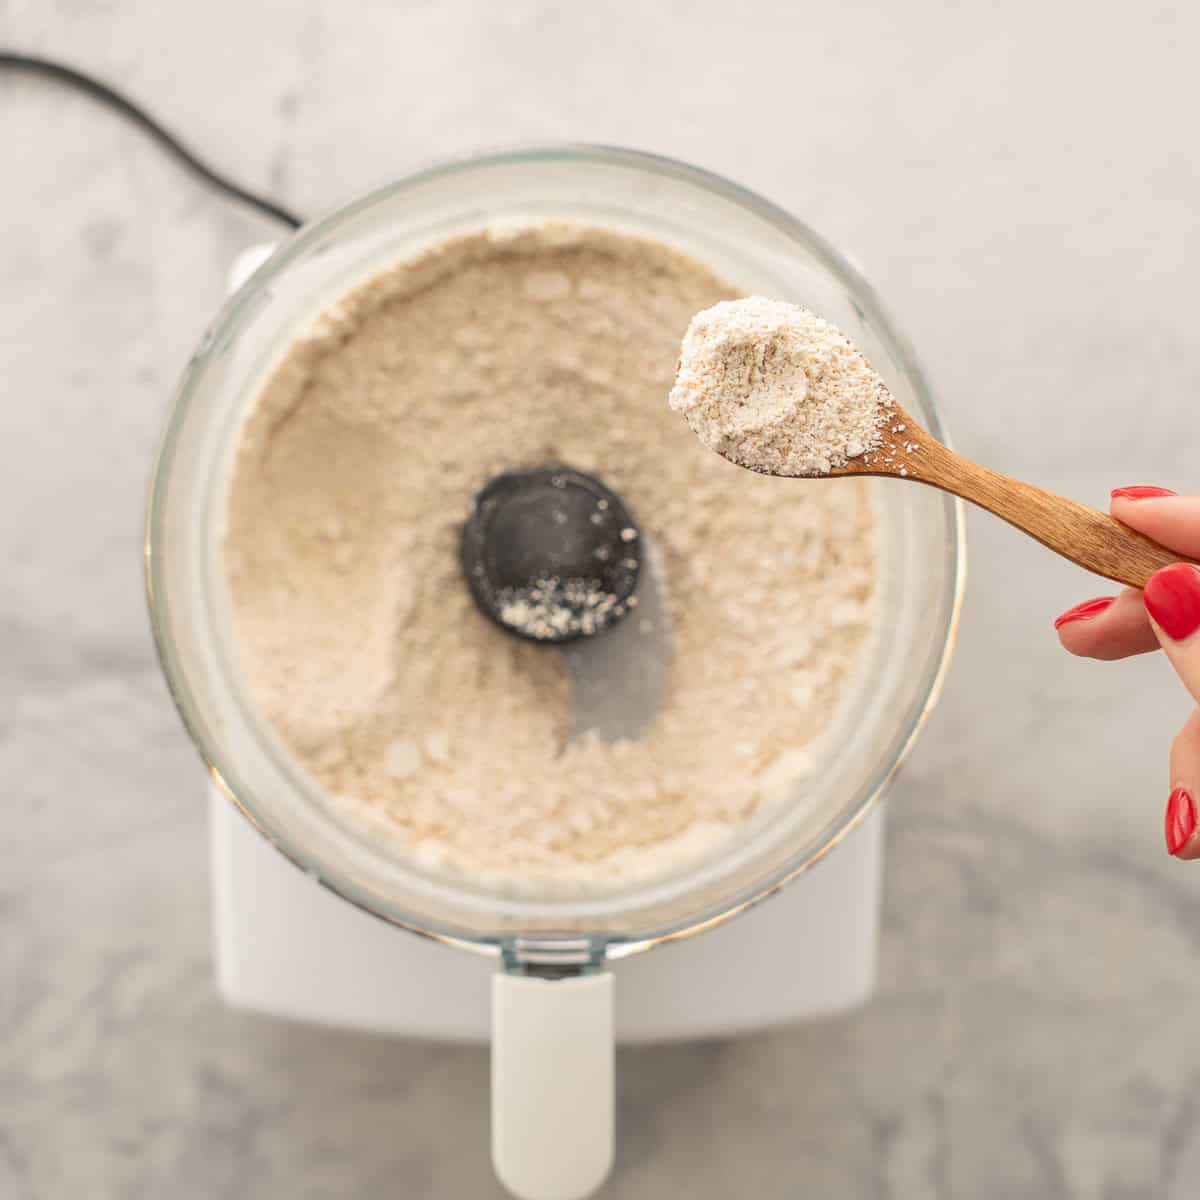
[{"xmin": 145, "ymin": 144, "xmax": 965, "ymax": 962}]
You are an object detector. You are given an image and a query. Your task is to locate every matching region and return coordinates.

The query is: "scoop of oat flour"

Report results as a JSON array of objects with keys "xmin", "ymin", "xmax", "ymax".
[{"xmin": 668, "ymin": 297, "xmax": 894, "ymax": 477}]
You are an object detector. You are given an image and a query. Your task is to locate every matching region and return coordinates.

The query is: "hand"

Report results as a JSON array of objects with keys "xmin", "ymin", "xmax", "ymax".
[{"xmin": 1055, "ymin": 487, "xmax": 1200, "ymax": 859}]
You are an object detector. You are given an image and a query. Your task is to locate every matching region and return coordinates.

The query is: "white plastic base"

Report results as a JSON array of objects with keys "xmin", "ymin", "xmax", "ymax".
[{"xmin": 211, "ymin": 789, "xmax": 883, "ymax": 1042}]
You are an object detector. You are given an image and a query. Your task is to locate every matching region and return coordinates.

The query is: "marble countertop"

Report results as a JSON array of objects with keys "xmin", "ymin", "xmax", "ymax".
[{"xmin": 5, "ymin": 2, "xmax": 1200, "ymax": 1196}]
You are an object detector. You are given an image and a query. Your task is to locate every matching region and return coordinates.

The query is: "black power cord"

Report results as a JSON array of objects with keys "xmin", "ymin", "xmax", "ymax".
[{"xmin": 0, "ymin": 50, "xmax": 304, "ymax": 229}]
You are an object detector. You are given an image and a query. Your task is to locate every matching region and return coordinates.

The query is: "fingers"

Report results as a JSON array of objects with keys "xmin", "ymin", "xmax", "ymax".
[
  {"xmin": 1143, "ymin": 563, "xmax": 1200, "ymax": 703},
  {"xmin": 1054, "ymin": 488, "xmax": 1199, "ymax": 660},
  {"xmin": 1165, "ymin": 709, "xmax": 1200, "ymax": 859},
  {"xmin": 1055, "ymin": 587, "xmax": 1159, "ymax": 660},
  {"xmin": 1054, "ymin": 493, "xmax": 1200, "ymax": 862},
  {"xmin": 1110, "ymin": 489, "xmax": 1200, "ymax": 558},
  {"xmin": 1144, "ymin": 562, "xmax": 1200, "ymax": 861}
]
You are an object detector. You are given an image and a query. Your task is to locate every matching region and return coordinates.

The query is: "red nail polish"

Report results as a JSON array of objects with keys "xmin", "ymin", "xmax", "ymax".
[
  {"xmin": 1143, "ymin": 563, "xmax": 1200, "ymax": 641},
  {"xmin": 1054, "ymin": 596, "xmax": 1115, "ymax": 630},
  {"xmin": 1111, "ymin": 486, "xmax": 1178, "ymax": 500},
  {"xmin": 1166, "ymin": 787, "xmax": 1196, "ymax": 856}
]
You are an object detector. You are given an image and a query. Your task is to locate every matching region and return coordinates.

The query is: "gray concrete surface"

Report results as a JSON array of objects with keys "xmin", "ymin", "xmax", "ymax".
[{"xmin": 5, "ymin": 2, "xmax": 1200, "ymax": 1196}]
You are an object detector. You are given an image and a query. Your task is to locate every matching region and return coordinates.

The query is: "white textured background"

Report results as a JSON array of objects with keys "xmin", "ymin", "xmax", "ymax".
[{"xmin": 5, "ymin": 2, "xmax": 1200, "ymax": 1196}]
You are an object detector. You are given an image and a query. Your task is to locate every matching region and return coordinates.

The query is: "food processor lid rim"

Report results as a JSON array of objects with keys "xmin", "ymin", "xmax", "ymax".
[{"xmin": 144, "ymin": 142, "xmax": 967, "ymax": 962}]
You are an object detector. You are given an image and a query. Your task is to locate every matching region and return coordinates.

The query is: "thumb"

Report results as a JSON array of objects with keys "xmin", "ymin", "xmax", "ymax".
[{"xmin": 1143, "ymin": 563, "xmax": 1200, "ymax": 703}]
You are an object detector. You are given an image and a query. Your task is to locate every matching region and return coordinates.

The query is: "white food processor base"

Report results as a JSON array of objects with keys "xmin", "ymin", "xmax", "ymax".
[{"xmin": 211, "ymin": 789, "xmax": 883, "ymax": 1042}]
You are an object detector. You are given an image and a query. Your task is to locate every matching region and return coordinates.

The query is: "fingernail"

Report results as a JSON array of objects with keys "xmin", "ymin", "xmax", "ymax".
[
  {"xmin": 1143, "ymin": 563, "xmax": 1200, "ymax": 641},
  {"xmin": 1054, "ymin": 596, "xmax": 1116, "ymax": 630},
  {"xmin": 1111, "ymin": 485, "xmax": 1177, "ymax": 500},
  {"xmin": 1166, "ymin": 787, "xmax": 1197, "ymax": 856}
]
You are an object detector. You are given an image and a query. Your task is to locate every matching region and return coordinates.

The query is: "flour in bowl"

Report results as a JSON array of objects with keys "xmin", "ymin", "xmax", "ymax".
[{"xmin": 223, "ymin": 225, "xmax": 880, "ymax": 885}]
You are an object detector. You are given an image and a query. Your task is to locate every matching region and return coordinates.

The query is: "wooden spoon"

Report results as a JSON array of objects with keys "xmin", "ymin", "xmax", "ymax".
[{"xmin": 814, "ymin": 403, "xmax": 1196, "ymax": 590}]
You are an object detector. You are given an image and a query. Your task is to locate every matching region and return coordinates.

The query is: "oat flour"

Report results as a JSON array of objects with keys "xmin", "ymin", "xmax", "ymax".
[
  {"xmin": 223, "ymin": 224, "xmax": 879, "ymax": 885},
  {"xmin": 669, "ymin": 297, "xmax": 894, "ymax": 476}
]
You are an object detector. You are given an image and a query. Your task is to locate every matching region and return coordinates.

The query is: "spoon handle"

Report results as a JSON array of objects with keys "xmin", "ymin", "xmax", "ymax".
[{"xmin": 908, "ymin": 436, "xmax": 1195, "ymax": 589}]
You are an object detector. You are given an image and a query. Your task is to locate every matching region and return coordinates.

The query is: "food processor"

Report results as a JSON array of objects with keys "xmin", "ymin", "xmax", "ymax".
[{"xmin": 146, "ymin": 145, "xmax": 965, "ymax": 1200}]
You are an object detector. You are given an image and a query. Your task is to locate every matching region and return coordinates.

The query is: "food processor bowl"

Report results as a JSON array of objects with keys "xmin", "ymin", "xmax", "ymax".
[{"xmin": 146, "ymin": 145, "xmax": 965, "ymax": 1200}]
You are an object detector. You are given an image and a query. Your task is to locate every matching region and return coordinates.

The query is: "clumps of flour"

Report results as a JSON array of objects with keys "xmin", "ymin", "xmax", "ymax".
[
  {"xmin": 668, "ymin": 297, "xmax": 894, "ymax": 476},
  {"xmin": 498, "ymin": 576, "xmax": 624, "ymax": 641}
]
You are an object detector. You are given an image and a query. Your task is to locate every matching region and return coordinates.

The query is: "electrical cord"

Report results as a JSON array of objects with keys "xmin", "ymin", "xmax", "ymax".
[{"xmin": 0, "ymin": 50, "xmax": 304, "ymax": 229}]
